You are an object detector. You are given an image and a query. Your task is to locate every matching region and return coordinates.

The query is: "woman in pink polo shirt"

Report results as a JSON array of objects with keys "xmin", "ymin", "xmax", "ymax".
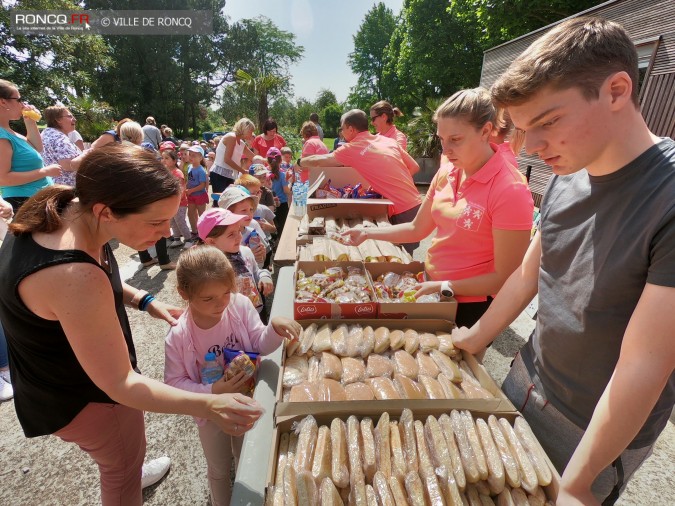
[
  {"xmin": 370, "ymin": 100, "xmax": 408, "ymax": 150},
  {"xmin": 344, "ymin": 88, "xmax": 534, "ymax": 327}
]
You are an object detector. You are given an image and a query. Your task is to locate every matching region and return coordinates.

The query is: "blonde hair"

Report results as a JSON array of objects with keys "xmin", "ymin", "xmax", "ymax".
[
  {"xmin": 177, "ymin": 246, "xmax": 237, "ymax": 299},
  {"xmin": 233, "ymin": 118, "xmax": 256, "ymax": 137},
  {"xmin": 234, "ymin": 174, "xmax": 262, "ymax": 192},
  {"xmin": 433, "ymin": 88, "xmax": 495, "ymax": 131},
  {"xmin": 491, "ymin": 17, "xmax": 639, "ymax": 108},
  {"xmin": 119, "ymin": 121, "xmax": 143, "ymax": 145}
]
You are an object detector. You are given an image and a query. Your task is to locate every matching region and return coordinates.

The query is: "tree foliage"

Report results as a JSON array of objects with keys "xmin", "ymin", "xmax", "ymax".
[{"xmin": 347, "ymin": 3, "xmax": 396, "ymax": 103}]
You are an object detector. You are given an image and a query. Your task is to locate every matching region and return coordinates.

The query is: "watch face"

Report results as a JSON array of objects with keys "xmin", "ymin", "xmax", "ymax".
[{"xmin": 441, "ymin": 289, "xmax": 453, "ymax": 297}]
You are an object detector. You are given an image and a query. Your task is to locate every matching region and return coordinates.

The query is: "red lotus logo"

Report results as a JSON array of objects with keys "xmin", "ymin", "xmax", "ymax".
[
  {"xmin": 354, "ymin": 305, "xmax": 375, "ymax": 315},
  {"xmin": 297, "ymin": 305, "xmax": 317, "ymax": 314}
]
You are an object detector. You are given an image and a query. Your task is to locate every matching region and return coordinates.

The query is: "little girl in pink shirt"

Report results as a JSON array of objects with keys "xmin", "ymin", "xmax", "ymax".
[{"xmin": 164, "ymin": 246, "xmax": 300, "ymax": 506}]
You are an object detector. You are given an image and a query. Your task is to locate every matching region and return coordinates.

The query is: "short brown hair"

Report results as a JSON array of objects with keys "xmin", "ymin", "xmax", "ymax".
[
  {"xmin": 341, "ymin": 109, "xmax": 369, "ymax": 132},
  {"xmin": 491, "ymin": 17, "xmax": 639, "ymax": 108},
  {"xmin": 370, "ymin": 100, "xmax": 403, "ymax": 124},
  {"xmin": 177, "ymin": 245, "xmax": 237, "ymax": 298},
  {"xmin": 300, "ymin": 121, "xmax": 318, "ymax": 139},
  {"xmin": 44, "ymin": 105, "xmax": 69, "ymax": 128},
  {"xmin": 433, "ymin": 88, "xmax": 495, "ymax": 130}
]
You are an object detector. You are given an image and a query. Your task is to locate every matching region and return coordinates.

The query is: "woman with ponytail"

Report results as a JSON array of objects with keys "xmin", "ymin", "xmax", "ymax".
[{"xmin": 0, "ymin": 144, "xmax": 264, "ymax": 505}]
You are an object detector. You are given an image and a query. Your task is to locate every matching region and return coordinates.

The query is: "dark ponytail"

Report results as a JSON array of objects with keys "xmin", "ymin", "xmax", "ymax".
[
  {"xmin": 10, "ymin": 186, "xmax": 76, "ymax": 235},
  {"xmin": 9, "ymin": 144, "xmax": 181, "ymax": 236}
]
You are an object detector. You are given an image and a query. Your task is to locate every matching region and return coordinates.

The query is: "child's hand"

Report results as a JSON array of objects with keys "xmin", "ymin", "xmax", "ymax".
[
  {"xmin": 272, "ymin": 317, "xmax": 303, "ymax": 342},
  {"xmin": 211, "ymin": 371, "xmax": 250, "ymax": 395},
  {"xmin": 251, "ymin": 242, "xmax": 266, "ymax": 264},
  {"xmin": 259, "ymin": 219, "xmax": 276, "ymax": 233},
  {"xmin": 259, "ymin": 278, "xmax": 274, "ymax": 296}
]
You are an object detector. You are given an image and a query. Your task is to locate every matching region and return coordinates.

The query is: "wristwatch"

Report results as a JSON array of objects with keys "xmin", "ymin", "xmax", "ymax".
[{"xmin": 440, "ymin": 281, "xmax": 454, "ymax": 298}]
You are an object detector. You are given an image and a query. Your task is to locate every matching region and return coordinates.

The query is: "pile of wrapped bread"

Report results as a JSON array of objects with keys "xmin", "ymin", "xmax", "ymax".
[
  {"xmin": 282, "ymin": 324, "xmax": 493, "ymax": 402},
  {"xmin": 298, "ymin": 237, "xmax": 413, "ymax": 263},
  {"xmin": 267, "ymin": 409, "xmax": 554, "ymax": 505},
  {"xmin": 299, "ymin": 215, "xmax": 390, "ymax": 237},
  {"xmin": 296, "ymin": 267, "xmax": 374, "ymax": 304}
]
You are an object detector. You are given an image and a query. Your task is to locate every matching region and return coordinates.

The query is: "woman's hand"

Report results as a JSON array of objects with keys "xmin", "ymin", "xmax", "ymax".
[
  {"xmin": 0, "ymin": 198, "xmax": 13, "ymax": 220},
  {"xmin": 340, "ymin": 228, "xmax": 367, "ymax": 246},
  {"xmin": 251, "ymin": 242, "xmax": 266, "ymax": 264},
  {"xmin": 208, "ymin": 393, "xmax": 265, "ymax": 436},
  {"xmin": 146, "ymin": 299, "xmax": 184, "ymax": 326},
  {"xmin": 211, "ymin": 371, "xmax": 250, "ymax": 395},
  {"xmin": 450, "ymin": 326, "xmax": 476, "ymax": 351},
  {"xmin": 41, "ymin": 164, "xmax": 63, "ymax": 178},
  {"xmin": 413, "ymin": 281, "xmax": 442, "ymax": 299},
  {"xmin": 259, "ymin": 278, "xmax": 274, "ymax": 296},
  {"xmin": 272, "ymin": 317, "xmax": 302, "ymax": 342}
]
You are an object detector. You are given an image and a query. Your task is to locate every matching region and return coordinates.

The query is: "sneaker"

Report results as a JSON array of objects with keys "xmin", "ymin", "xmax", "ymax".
[
  {"xmin": 141, "ymin": 456, "xmax": 171, "ymax": 489},
  {"xmin": 182, "ymin": 240, "xmax": 194, "ymax": 249},
  {"xmin": 0, "ymin": 376, "xmax": 13, "ymax": 402},
  {"xmin": 0, "ymin": 369, "xmax": 10, "ymax": 384},
  {"xmin": 142, "ymin": 258, "xmax": 159, "ymax": 268},
  {"xmin": 159, "ymin": 262, "xmax": 177, "ymax": 271},
  {"xmin": 168, "ymin": 239, "xmax": 183, "ymax": 248}
]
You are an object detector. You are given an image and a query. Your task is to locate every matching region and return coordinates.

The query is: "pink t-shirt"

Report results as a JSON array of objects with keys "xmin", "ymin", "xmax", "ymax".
[
  {"xmin": 251, "ymin": 134, "xmax": 286, "ymax": 156},
  {"xmin": 425, "ymin": 144, "xmax": 534, "ymax": 303},
  {"xmin": 302, "ymin": 136, "xmax": 329, "ymax": 157},
  {"xmin": 379, "ymin": 125, "xmax": 408, "ymax": 151},
  {"xmin": 172, "ymin": 168, "xmax": 188, "ymax": 206},
  {"xmin": 333, "ymin": 131, "xmax": 421, "ymax": 216}
]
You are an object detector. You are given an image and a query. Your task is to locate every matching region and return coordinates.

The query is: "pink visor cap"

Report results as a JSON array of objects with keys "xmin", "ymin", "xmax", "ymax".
[{"xmin": 197, "ymin": 208, "xmax": 248, "ymax": 240}]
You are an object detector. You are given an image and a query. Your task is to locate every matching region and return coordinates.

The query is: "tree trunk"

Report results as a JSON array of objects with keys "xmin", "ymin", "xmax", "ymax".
[{"xmin": 258, "ymin": 92, "xmax": 269, "ymax": 132}]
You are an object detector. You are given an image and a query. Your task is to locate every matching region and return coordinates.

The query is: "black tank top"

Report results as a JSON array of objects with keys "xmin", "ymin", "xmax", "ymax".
[{"xmin": 0, "ymin": 233, "xmax": 137, "ymax": 437}]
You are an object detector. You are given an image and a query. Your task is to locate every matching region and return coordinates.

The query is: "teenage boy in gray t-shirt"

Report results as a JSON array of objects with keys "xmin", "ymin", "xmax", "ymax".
[{"xmin": 451, "ymin": 17, "xmax": 675, "ymax": 506}]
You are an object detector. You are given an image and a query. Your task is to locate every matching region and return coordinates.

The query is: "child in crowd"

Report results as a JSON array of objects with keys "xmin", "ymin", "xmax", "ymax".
[
  {"xmin": 280, "ymin": 146, "xmax": 294, "ymax": 182},
  {"xmin": 248, "ymin": 164, "xmax": 275, "ymax": 207},
  {"xmin": 185, "ymin": 145, "xmax": 209, "ymax": 246},
  {"xmin": 197, "ymin": 209, "xmax": 274, "ymax": 322},
  {"xmin": 164, "ymin": 245, "xmax": 301, "ymax": 506},
  {"xmin": 266, "ymin": 147, "xmax": 291, "ymax": 235},
  {"xmin": 234, "ymin": 174, "xmax": 277, "ymax": 236},
  {"xmin": 218, "ymin": 185, "xmax": 271, "ymax": 268},
  {"xmin": 161, "ymin": 150, "xmax": 192, "ymax": 248}
]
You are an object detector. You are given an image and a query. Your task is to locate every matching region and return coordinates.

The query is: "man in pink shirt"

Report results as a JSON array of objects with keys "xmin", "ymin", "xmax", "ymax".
[{"xmin": 299, "ymin": 109, "xmax": 422, "ymax": 252}]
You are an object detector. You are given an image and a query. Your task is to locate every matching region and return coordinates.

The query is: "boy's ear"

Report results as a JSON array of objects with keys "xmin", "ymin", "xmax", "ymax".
[{"xmin": 606, "ymin": 71, "xmax": 634, "ymax": 111}]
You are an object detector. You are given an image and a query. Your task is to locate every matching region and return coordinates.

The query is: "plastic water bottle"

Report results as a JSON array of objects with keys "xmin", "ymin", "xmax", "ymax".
[
  {"xmin": 201, "ymin": 352, "xmax": 224, "ymax": 385},
  {"xmin": 293, "ymin": 181, "xmax": 304, "ymax": 217},
  {"xmin": 247, "ymin": 230, "xmax": 260, "ymax": 248}
]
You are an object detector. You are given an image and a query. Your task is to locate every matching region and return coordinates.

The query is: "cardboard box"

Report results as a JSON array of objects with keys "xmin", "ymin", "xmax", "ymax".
[
  {"xmin": 365, "ymin": 261, "xmax": 458, "ymax": 321},
  {"xmin": 265, "ymin": 409, "xmax": 560, "ymax": 503},
  {"xmin": 276, "ymin": 319, "xmax": 516, "ymax": 417},
  {"xmin": 307, "ymin": 198, "xmax": 393, "ymax": 219},
  {"xmin": 308, "ymin": 166, "xmax": 372, "ymax": 192},
  {"xmin": 294, "ymin": 262, "xmax": 378, "ymax": 320}
]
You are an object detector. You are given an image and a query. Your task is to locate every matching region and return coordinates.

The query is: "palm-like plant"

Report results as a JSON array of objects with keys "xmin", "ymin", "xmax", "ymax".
[
  {"xmin": 235, "ymin": 69, "xmax": 287, "ymax": 131},
  {"xmin": 404, "ymin": 97, "xmax": 444, "ymax": 159}
]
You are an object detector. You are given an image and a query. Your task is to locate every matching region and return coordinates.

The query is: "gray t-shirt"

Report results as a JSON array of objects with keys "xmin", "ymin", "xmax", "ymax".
[
  {"xmin": 521, "ymin": 138, "xmax": 675, "ymax": 449},
  {"xmin": 142, "ymin": 124, "xmax": 162, "ymax": 149}
]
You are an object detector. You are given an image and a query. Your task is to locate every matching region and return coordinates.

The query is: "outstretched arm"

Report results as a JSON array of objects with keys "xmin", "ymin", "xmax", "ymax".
[
  {"xmin": 451, "ymin": 232, "xmax": 541, "ymax": 354},
  {"xmin": 300, "ymin": 153, "xmax": 343, "ymax": 167},
  {"xmin": 559, "ymin": 283, "xmax": 675, "ymax": 505}
]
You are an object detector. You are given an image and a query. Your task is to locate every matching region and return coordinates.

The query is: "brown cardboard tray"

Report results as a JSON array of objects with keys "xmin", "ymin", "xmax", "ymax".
[
  {"xmin": 275, "ymin": 319, "xmax": 516, "ymax": 417},
  {"xmin": 265, "ymin": 409, "xmax": 560, "ymax": 504}
]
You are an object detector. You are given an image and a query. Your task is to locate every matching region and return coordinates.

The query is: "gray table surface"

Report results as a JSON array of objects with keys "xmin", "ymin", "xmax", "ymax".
[{"xmin": 231, "ymin": 266, "xmax": 293, "ymax": 505}]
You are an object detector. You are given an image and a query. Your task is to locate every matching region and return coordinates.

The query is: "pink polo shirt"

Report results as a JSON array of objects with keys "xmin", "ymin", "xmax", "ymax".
[
  {"xmin": 333, "ymin": 131, "xmax": 421, "ymax": 216},
  {"xmin": 379, "ymin": 125, "xmax": 408, "ymax": 151},
  {"xmin": 425, "ymin": 144, "xmax": 533, "ymax": 303}
]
